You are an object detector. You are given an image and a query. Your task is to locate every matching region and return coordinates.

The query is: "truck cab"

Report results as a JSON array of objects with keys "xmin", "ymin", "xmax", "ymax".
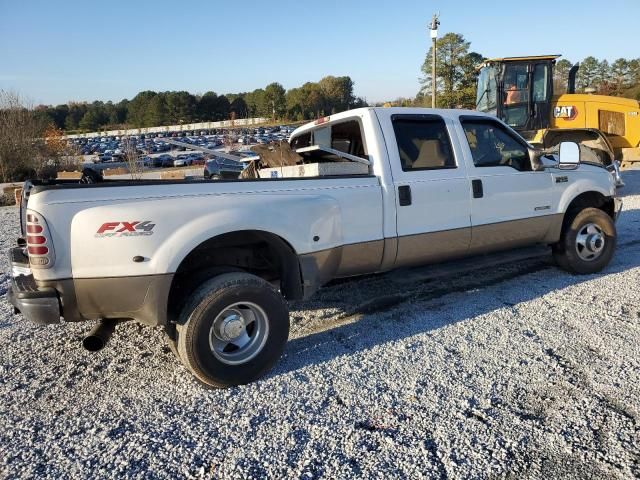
[{"xmin": 291, "ymin": 108, "xmax": 619, "ymax": 269}]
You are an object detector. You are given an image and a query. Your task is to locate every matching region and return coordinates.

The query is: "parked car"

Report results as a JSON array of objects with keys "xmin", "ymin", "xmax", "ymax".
[
  {"xmin": 204, "ymin": 157, "xmax": 246, "ymax": 179},
  {"xmin": 152, "ymin": 154, "xmax": 174, "ymax": 168},
  {"xmin": 8, "ymin": 107, "xmax": 622, "ymax": 388},
  {"xmin": 173, "ymin": 157, "xmax": 191, "ymax": 167},
  {"xmin": 189, "ymin": 152, "xmax": 206, "ymax": 165}
]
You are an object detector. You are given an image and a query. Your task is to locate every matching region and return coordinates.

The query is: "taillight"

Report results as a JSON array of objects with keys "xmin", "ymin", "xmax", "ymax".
[{"xmin": 25, "ymin": 210, "xmax": 55, "ymax": 268}]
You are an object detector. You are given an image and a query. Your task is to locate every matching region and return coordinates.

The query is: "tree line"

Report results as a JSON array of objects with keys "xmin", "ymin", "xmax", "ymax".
[
  {"xmin": 35, "ymin": 76, "xmax": 367, "ymax": 132},
  {"xmin": 554, "ymin": 57, "xmax": 640, "ymax": 96},
  {"xmin": 384, "ymin": 32, "xmax": 640, "ymax": 109}
]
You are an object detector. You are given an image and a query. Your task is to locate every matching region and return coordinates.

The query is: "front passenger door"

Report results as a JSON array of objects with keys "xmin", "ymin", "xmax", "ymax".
[{"xmin": 459, "ymin": 118, "xmax": 554, "ymax": 253}]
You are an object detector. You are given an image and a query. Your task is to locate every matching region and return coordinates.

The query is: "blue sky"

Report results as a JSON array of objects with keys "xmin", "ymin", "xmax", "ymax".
[{"xmin": 1, "ymin": 0, "xmax": 638, "ymax": 105}]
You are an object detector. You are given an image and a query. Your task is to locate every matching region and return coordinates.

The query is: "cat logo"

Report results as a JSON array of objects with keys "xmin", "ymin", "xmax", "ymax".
[{"xmin": 553, "ymin": 105, "xmax": 578, "ymax": 120}]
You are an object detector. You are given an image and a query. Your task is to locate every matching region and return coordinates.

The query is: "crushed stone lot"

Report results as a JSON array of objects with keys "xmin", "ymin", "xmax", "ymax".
[{"xmin": 1, "ymin": 173, "xmax": 640, "ymax": 480}]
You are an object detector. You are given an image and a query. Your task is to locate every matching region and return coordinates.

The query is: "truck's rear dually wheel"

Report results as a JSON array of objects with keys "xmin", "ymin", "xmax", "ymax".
[{"xmin": 176, "ymin": 272, "xmax": 289, "ymax": 388}]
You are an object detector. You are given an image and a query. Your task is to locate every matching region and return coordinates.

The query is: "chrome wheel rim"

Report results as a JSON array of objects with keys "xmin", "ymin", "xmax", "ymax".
[
  {"xmin": 209, "ymin": 302, "xmax": 269, "ymax": 365},
  {"xmin": 575, "ymin": 223, "xmax": 606, "ymax": 261}
]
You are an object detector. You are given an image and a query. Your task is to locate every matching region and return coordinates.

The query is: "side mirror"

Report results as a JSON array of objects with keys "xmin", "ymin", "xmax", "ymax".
[{"xmin": 558, "ymin": 142, "xmax": 580, "ymax": 169}]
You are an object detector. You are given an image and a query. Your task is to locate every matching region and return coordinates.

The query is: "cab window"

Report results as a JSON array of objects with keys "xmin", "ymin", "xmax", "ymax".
[
  {"xmin": 461, "ymin": 120, "xmax": 531, "ymax": 171},
  {"xmin": 504, "ymin": 64, "xmax": 529, "ymax": 105},
  {"xmin": 291, "ymin": 120, "xmax": 367, "ymax": 160},
  {"xmin": 290, "ymin": 132, "xmax": 311, "ymax": 149},
  {"xmin": 331, "ymin": 120, "xmax": 366, "ymax": 158},
  {"xmin": 392, "ymin": 116, "xmax": 456, "ymax": 171},
  {"xmin": 503, "ymin": 64, "xmax": 530, "ymax": 128},
  {"xmin": 533, "ymin": 64, "xmax": 550, "ymax": 102}
]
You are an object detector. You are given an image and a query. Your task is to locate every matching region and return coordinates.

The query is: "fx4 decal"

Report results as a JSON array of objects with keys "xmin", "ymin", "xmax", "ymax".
[{"xmin": 95, "ymin": 221, "xmax": 156, "ymax": 237}]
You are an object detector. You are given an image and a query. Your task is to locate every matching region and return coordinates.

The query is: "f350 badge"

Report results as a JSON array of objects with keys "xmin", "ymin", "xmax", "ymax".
[{"xmin": 95, "ymin": 221, "xmax": 156, "ymax": 237}]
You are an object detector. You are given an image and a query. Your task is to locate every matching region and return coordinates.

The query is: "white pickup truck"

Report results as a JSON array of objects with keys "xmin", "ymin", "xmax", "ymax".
[{"xmin": 8, "ymin": 107, "xmax": 622, "ymax": 388}]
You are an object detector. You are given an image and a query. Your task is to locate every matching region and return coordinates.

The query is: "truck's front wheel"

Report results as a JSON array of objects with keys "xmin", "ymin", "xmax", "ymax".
[
  {"xmin": 176, "ymin": 272, "xmax": 289, "ymax": 388},
  {"xmin": 553, "ymin": 207, "xmax": 616, "ymax": 274}
]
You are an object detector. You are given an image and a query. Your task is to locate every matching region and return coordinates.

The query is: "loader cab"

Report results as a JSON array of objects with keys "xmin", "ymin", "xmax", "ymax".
[{"xmin": 476, "ymin": 55, "xmax": 558, "ymax": 139}]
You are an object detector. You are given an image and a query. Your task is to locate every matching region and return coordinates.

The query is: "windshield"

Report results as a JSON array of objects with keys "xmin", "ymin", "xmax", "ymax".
[{"xmin": 476, "ymin": 66, "xmax": 497, "ymax": 114}]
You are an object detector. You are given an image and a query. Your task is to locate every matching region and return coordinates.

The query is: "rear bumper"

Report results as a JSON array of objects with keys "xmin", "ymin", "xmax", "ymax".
[
  {"xmin": 8, "ymin": 248, "xmax": 61, "ymax": 325},
  {"xmin": 8, "ymin": 246, "xmax": 173, "ymax": 327}
]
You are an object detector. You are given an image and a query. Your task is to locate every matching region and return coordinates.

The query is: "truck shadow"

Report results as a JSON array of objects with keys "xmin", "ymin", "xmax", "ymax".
[{"xmin": 273, "ymin": 206, "xmax": 640, "ymax": 379}]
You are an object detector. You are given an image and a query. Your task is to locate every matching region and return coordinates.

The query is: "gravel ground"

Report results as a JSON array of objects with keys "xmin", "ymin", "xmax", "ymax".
[{"xmin": 1, "ymin": 172, "xmax": 640, "ymax": 479}]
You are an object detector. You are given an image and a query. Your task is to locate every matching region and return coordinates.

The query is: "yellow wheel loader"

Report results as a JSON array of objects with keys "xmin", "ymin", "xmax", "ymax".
[{"xmin": 476, "ymin": 55, "xmax": 640, "ymax": 170}]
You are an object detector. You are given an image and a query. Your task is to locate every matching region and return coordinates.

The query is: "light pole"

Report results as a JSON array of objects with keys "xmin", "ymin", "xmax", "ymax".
[{"xmin": 430, "ymin": 14, "xmax": 440, "ymax": 109}]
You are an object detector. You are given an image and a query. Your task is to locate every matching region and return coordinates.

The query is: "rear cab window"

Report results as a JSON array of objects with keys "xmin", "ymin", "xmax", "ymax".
[
  {"xmin": 391, "ymin": 115, "xmax": 456, "ymax": 171},
  {"xmin": 282, "ymin": 118, "xmax": 371, "ymax": 177},
  {"xmin": 292, "ymin": 119, "xmax": 368, "ymax": 162}
]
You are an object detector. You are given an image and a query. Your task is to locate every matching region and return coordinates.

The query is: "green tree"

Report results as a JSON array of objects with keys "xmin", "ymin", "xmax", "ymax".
[
  {"xmin": 144, "ymin": 95, "xmax": 168, "ymax": 126},
  {"xmin": 610, "ymin": 58, "xmax": 629, "ymax": 94},
  {"xmin": 78, "ymin": 110, "xmax": 98, "ymax": 131},
  {"xmin": 419, "ymin": 33, "xmax": 482, "ymax": 108},
  {"xmin": 300, "ymin": 82, "xmax": 325, "ymax": 118},
  {"xmin": 229, "ymin": 96, "xmax": 248, "ymax": 119},
  {"xmin": 595, "ymin": 60, "xmax": 611, "ymax": 93},
  {"xmin": 105, "ymin": 100, "xmax": 127, "ymax": 125},
  {"xmin": 245, "ymin": 88, "xmax": 267, "ymax": 117},
  {"xmin": 127, "ymin": 91, "xmax": 157, "ymax": 127},
  {"xmin": 199, "ymin": 92, "xmax": 230, "ymax": 121},
  {"xmin": 65, "ymin": 103, "xmax": 88, "ymax": 130},
  {"xmin": 318, "ymin": 76, "xmax": 355, "ymax": 113},
  {"xmin": 285, "ymin": 87, "xmax": 305, "ymax": 120},
  {"xmin": 457, "ymin": 51, "xmax": 484, "ymax": 108},
  {"xmin": 215, "ymin": 95, "xmax": 230, "ymax": 120},
  {"xmin": 198, "ymin": 91, "xmax": 220, "ymax": 121},
  {"xmin": 264, "ymin": 82, "xmax": 286, "ymax": 119},
  {"xmin": 165, "ymin": 91, "xmax": 196, "ymax": 124},
  {"xmin": 40, "ymin": 104, "xmax": 69, "ymax": 130},
  {"xmin": 554, "ymin": 59, "xmax": 573, "ymax": 94},
  {"xmin": 577, "ymin": 56, "xmax": 599, "ymax": 91},
  {"xmin": 628, "ymin": 59, "xmax": 640, "ymax": 85},
  {"xmin": 79, "ymin": 106, "xmax": 103, "ymax": 131}
]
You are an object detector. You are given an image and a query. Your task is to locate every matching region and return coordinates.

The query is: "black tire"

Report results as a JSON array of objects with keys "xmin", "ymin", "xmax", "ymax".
[
  {"xmin": 553, "ymin": 207, "xmax": 616, "ymax": 274},
  {"xmin": 165, "ymin": 266, "xmax": 243, "ymax": 361},
  {"xmin": 167, "ymin": 337, "xmax": 180, "ymax": 359},
  {"xmin": 176, "ymin": 272, "xmax": 289, "ymax": 388}
]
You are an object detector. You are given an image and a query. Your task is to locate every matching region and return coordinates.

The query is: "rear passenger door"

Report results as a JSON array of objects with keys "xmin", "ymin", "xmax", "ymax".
[{"xmin": 380, "ymin": 113, "xmax": 472, "ymax": 267}]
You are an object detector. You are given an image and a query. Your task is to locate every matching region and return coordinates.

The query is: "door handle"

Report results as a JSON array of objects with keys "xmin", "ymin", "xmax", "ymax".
[
  {"xmin": 398, "ymin": 185, "xmax": 412, "ymax": 206},
  {"xmin": 472, "ymin": 179, "xmax": 483, "ymax": 198}
]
